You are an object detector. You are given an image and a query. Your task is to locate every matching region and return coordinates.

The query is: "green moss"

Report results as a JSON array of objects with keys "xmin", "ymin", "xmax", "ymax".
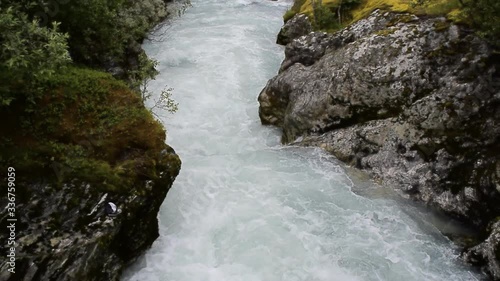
[
  {"xmin": 386, "ymin": 14, "xmax": 417, "ymax": 26},
  {"xmin": 434, "ymin": 20, "xmax": 451, "ymax": 32},
  {"xmin": 376, "ymin": 28, "xmax": 397, "ymax": 36},
  {"xmin": 284, "ymin": 9, "xmax": 298, "ymax": 22},
  {"xmin": 288, "ymin": 0, "xmax": 466, "ymax": 34},
  {"xmin": 1, "ymin": 66, "xmax": 169, "ymax": 193}
]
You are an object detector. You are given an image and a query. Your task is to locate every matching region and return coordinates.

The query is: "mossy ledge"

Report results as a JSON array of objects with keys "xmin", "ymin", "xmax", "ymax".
[{"xmin": 0, "ymin": 67, "xmax": 182, "ymax": 281}]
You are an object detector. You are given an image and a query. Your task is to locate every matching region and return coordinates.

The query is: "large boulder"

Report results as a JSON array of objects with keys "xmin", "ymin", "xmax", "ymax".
[
  {"xmin": 259, "ymin": 9, "xmax": 500, "ymax": 277},
  {"xmin": 276, "ymin": 14, "xmax": 313, "ymax": 45}
]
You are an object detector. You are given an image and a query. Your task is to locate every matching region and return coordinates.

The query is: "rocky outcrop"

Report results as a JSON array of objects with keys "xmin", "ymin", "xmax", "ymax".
[
  {"xmin": 277, "ymin": 14, "xmax": 312, "ymax": 45},
  {"xmin": 259, "ymin": 10, "xmax": 500, "ymax": 277},
  {"xmin": 0, "ymin": 148, "xmax": 180, "ymax": 281},
  {"xmin": 0, "ymin": 111, "xmax": 181, "ymax": 281}
]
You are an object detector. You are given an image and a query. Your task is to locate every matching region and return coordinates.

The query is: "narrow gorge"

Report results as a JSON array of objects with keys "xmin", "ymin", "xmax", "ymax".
[
  {"xmin": 1, "ymin": 0, "xmax": 498, "ymax": 280},
  {"xmin": 123, "ymin": 0, "xmax": 496, "ymax": 280}
]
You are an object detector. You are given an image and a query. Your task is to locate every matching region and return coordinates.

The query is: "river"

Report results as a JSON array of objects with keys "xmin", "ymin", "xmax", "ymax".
[{"xmin": 122, "ymin": 0, "xmax": 482, "ymax": 280}]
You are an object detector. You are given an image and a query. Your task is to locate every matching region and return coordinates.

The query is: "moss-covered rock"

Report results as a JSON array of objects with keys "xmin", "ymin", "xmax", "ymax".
[{"xmin": 0, "ymin": 66, "xmax": 181, "ymax": 280}]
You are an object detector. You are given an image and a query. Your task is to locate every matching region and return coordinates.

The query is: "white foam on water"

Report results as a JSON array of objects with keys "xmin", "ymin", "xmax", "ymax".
[{"xmin": 122, "ymin": 0, "xmax": 483, "ymax": 280}]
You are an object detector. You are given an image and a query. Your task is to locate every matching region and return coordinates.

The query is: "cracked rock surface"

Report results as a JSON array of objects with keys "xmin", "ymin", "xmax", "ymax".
[{"xmin": 260, "ymin": 10, "xmax": 500, "ymax": 278}]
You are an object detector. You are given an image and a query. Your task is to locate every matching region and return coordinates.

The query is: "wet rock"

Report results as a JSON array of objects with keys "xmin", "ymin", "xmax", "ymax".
[
  {"xmin": 0, "ymin": 147, "xmax": 181, "ymax": 281},
  {"xmin": 259, "ymin": 9, "xmax": 500, "ymax": 277},
  {"xmin": 464, "ymin": 221, "xmax": 500, "ymax": 279}
]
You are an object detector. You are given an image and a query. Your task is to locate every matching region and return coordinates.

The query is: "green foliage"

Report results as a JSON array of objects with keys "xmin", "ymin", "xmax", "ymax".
[
  {"xmin": 35, "ymin": 0, "xmax": 168, "ymax": 68},
  {"xmin": 0, "ymin": 7, "xmax": 71, "ymax": 106},
  {"xmin": 0, "ymin": 1, "xmax": 176, "ymax": 193},
  {"xmin": 130, "ymin": 52, "xmax": 160, "ymax": 89},
  {"xmin": 1, "ymin": 66, "xmax": 168, "ymax": 189},
  {"xmin": 142, "ymin": 86, "xmax": 179, "ymax": 118},
  {"xmin": 0, "ymin": 8, "xmax": 70, "ymax": 75},
  {"xmin": 306, "ymin": 0, "xmax": 361, "ymax": 31},
  {"xmin": 140, "ymin": 68, "xmax": 179, "ymax": 117},
  {"xmin": 415, "ymin": 0, "xmax": 500, "ymax": 47},
  {"xmin": 51, "ymin": 0, "xmax": 126, "ymax": 64},
  {"xmin": 312, "ymin": 0, "xmax": 339, "ymax": 30}
]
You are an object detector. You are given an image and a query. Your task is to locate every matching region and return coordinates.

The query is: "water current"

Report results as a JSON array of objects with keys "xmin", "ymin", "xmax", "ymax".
[{"xmin": 123, "ymin": 1, "xmax": 482, "ymax": 280}]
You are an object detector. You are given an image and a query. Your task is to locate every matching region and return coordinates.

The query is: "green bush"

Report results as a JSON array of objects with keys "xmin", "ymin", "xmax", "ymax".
[
  {"xmin": 415, "ymin": 0, "xmax": 500, "ymax": 48},
  {"xmin": 307, "ymin": 0, "xmax": 361, "ymax": 31},
  {"xmin": 0, "ymin": 7, "xmax": 71, "ymax": 106},
  {"xmin": 44, "ymin": 0, "xmax": 167, "ymax": 68},
  {"xmin": 313, "ymin": 1, "xmax": 340, "ymax": 30},
  {"xmin": 1, "ymin": 66, "xmax": 168, "ymax": 188},
  {"xmin": 0, "ymin": 1, "xmax": 175, "ymax": 192}
]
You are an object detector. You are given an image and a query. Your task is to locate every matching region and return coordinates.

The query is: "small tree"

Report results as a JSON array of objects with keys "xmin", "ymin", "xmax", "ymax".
[
  {"xmin": 312, "ymin": 0, "xmax": 338, "ymax": 30},
  {"xmin": 336, "ymin": 0, "xmax": 362, "ymax": 25},
  {"xmin": 311, "ymin": 0, "xmax": 361, "ymax": 30},
  {"xmin": 141, "ymin": 86, "xmax": 179, "ymax": 119}
]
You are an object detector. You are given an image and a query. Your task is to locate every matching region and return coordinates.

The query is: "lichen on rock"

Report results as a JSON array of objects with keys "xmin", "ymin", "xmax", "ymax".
[{"xmin": 259, "ymin": 9, "xmax": 500, "ymax": 278}]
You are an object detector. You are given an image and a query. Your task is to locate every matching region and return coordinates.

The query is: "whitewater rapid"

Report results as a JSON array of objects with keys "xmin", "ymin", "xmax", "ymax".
[{"xmin": 123, "ymin": 0, "xmax": 482, "ymax": 280}]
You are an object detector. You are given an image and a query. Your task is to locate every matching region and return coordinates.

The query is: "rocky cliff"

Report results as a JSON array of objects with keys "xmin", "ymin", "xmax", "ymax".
[
  {"xmin": 0, "ymin": 67, "xmax": 181, "ymax": 280},
  {"xmin": 1, "ymin": 149, "xmax": 180, "ymax": 281},
  {"xmin": 0, "ymin": 1, "xmax": 185, "ymax": 280},
  {"xmin": 259, "ymin": 10, "xmax": 500, "ymax": 278}
]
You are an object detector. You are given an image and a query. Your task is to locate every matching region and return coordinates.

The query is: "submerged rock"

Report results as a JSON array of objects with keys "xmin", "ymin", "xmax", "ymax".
[{"xmin": 260, "ymin": 9, "xmax": 500, "ymax": 277}]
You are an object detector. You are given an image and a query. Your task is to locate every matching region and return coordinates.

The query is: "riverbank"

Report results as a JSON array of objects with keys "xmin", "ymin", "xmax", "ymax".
[
  {"xmin": 0, "ymin": 1, "xmax": 185, "ymax": 280},
  {"xmin": 260, "ymin": 2, "xmax": 500, "ymax": 278}
]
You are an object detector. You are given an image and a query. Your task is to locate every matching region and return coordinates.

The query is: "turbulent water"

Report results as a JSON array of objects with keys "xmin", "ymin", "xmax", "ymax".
[{"xmin": 123, "ymin": 0, "xmax": 483, "ymax": 280}]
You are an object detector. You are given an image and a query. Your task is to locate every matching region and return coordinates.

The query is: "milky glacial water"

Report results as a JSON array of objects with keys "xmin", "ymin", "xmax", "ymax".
[{"xmin": 123, "ymin": 0, "xmax": 483, "ymax": 280}]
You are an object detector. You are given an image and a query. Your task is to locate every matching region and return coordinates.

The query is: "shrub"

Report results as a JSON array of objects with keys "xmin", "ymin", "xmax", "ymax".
[
  {"xmin": 0, "ymin": 7, "xmax": 70, "ymax": 106},
  {"xmin": 467, "ymin": 0, "xmax": 500, "ymax": 47},
  {"xmin": 312, "ymin": 0, "xmax": 340, "ymax": 30}
]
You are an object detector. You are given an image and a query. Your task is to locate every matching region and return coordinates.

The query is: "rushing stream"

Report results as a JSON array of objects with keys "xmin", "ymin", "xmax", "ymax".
[{"xmin": 123, "ymin": 0, "xmax": 483, "ymax": 280}]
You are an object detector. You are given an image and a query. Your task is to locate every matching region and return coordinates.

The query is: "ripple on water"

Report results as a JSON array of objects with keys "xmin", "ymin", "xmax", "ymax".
[{"xmin": 122, "ymin": 0, "xmax": 483, "ymax": 280}]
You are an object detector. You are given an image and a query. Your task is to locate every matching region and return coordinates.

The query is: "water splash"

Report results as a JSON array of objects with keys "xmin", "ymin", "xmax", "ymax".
[{"xmin": 123, "ymin": 0, "xmax": 482, "ymax": 280}]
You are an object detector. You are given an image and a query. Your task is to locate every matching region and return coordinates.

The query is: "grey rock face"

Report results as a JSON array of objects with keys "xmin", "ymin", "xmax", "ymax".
[
  {"xmin": 260, "ymin": 9, "xmax": 500, "ymax": 277},
  {"xmin": 276, "ymin": 14, "xmax": 313, "ymax": 46},
  {"xmin": 0, "ymin": 147, "xmax": 181, "ymax": 281}
]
